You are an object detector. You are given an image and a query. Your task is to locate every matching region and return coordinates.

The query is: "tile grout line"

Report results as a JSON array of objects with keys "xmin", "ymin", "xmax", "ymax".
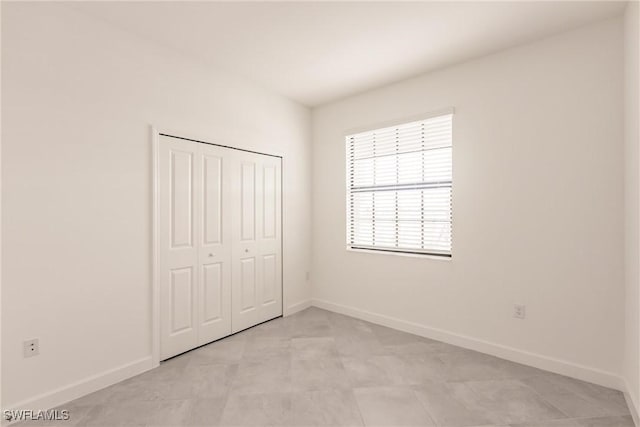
[{"xmin": 409, "ymin": 387, "xmax": 441, "ymax": 427}]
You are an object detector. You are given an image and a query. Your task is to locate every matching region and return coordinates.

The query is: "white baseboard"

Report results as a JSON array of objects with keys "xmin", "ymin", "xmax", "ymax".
[
  {"xmin": 2, "ymin": 356, "xmax": 155, "ymax": 425},
  {"xmin": 284, "ymin": 299, "xmax": 312, "ymax": 316},
  {"xmin": 312, "ymin": 298, "xmax": 625, "ymax": 391},
  {"xmin": 3, "ymin": 303, "xmax": 633, "ymax": 424},
  {"xmin": 624, "ymin": 383, "xmax": 639, "ymax": 426},
  {"xmin": 2, "ymin": 300, "xmax": 310, "ymax": 423}
]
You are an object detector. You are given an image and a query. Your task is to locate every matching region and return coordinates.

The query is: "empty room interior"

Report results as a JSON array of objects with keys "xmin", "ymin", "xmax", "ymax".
[{"xmin": 2, "ymin": 1, "xmax": 640, "ymax": 426}]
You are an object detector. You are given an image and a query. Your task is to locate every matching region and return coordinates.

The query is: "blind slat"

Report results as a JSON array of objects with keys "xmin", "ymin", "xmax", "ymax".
[{"xmin": 346, "ymin": 113, "xmax": 453, "ymax": 256}]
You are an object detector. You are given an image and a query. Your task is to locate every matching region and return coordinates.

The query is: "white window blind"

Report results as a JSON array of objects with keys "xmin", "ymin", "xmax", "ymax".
[{"xmin": 346, "ymin": 113, "xmax": 452, "ymax": 256}]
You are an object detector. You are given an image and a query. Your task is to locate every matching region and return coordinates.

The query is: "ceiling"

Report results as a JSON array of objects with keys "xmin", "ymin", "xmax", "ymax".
[{"xmin": 70, "ymin": 1, "xmax": 627, "ymax": 107}]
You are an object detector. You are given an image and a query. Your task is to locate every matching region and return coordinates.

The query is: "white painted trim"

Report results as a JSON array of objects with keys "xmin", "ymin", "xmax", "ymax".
[
  {"xmin": 0, "ymin": 0, "xmax": 4, "ymax": 413},
  {"xmin": 346, "ymin": 247, "xmax": 452, "ymax": 261},
  {"xmin": 311, "ymin": 298, "xmax": 625, "ymax": 391},
  {"xmin": 2, "ymin": 357, "xmax": 153, "ymax": 425},
  {"xmin": 284, "ymin": 300, "xmax": 312, "ymax": 316},
  {"xmin": 624, "ymin": 380, "xmax": 639, "ymax": 426},
  {"xmin": 150, "ymin": 126, "xmax": 161, "ymax": 368}
]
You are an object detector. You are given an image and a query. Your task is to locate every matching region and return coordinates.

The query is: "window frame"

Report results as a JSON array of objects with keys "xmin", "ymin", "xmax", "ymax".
[{"xmin": 344, "ymin": 108, "xmax": 454, "ymax": 258}]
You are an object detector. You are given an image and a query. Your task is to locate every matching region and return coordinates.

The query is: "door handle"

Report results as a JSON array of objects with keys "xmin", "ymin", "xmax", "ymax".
[{"xmin": 208, "ymin": 253, "xmax": 215, "ymax": 257}]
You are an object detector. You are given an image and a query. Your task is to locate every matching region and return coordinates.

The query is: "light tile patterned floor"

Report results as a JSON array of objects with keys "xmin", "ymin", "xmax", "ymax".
[{"xmin": 20, "ymin": 308, "xmax": 634, "ymax": 426}]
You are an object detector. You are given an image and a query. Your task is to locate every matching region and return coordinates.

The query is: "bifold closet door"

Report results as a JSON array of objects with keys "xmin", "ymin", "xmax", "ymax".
[
  {"xmin": 230, "ymin": 150, "xmax": 282, "ymax": 333},
  {"xmin": 158, "ymin": 136, "xmax": 232, "ymax": 360}
]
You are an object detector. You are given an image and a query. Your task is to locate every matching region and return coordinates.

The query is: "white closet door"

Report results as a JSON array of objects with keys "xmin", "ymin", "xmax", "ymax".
[
  {"xmin": 159, "ymin": 137, "xmax": 233, "ymax": 360},
  {"xmin": 159, "ymin": 136, "xmax": 200, "ymax": 359},
  {"xmin": 197, "ymin": 143, "xmax": 232, "ymax": 346},
  {"xmin": 159, "ymin": 135, "xmax": 282, "ymax": 358},
  {"xmin": 231, "ymin": 151, "xmax": 282, "ymax": 333}
]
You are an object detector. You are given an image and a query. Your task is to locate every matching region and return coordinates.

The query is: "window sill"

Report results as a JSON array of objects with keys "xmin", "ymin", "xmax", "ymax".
[{"xmin": 346, "ymin": 247, "xmax": 452, "ymax": 261}]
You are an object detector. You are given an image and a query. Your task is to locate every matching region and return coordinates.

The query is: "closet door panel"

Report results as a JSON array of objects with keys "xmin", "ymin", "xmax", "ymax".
[
  {"xmin": 197, "ymin": 144, "xmax": 232, "ymax": 345},
  {"xmin": 160, "ymin": 135, "xmax": 282, "ymax": 352},
  {"xmin": 170, "ymin": 267, "xmax": 194, "ymax": 333},
  {"xmin": 159, "ymin": 137, "xmax": 200, "ymax": 360},
  {"xmin": 231, "ymin": 153, "xmax": 260, "ymax": 332},
  {"xmin": 203, "ymin": 155, "xmax": 222, "ymax": 245},
  {"xmin": 240, "ymin": 257, "xmax": 257, "ymax": 311},
  {"xmin": 232, "ymin": 151, "xmax": 282, "ymax": 333},
  {"xmin": 170, "ymin": 151, "xmax": 194, "ymax": 248},
  {"xmin": 257, "ymin": 157, "xmax": 282, "ymax": 321},
  {"xmin": 202, "ymin": 263, "xmax": 222, "ymax": 322},
  {"xmin": 262, "ymin": 254, "xmax": 277, "ymax": 305},
  {"xmin": 241, "ymin": 162, "xmax": 256, "ymax": 241},
  {"xmin": 263, "ymin": 165, "xmax": 277, "ymax": 239}
]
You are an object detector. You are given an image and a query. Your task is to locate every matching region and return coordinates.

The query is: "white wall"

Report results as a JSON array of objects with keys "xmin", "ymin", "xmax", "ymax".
[
  {"xmin": 312, "ymin": 18, "xmax": 625, "ymax": 386},
  {"xmin": 1, "ymin": 3, "xmax": 311, "ymax": 408},
  {"xmin": 624, "ymin": 0, "xmax": 640, "ymax": 419}
]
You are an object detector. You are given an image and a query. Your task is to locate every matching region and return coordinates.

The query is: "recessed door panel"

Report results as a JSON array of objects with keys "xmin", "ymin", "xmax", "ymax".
[
  {"xmin": 241, "ymin": 162, "xmax": 255, "ymax": 241},
  {"xmin": 171, "ymin": 151, "xmax": 193, "ymax": 248},
  {"xmin": 203, "ymin": 155, "xmax": 222, "ymax": 245},
  {"xmin": 240, "ymin": 257, "xmax": 256, "ymax": 312},
  {"xmin": 262, "ymin": 254, "xmax": 276, "ymax": 305},
  {"xmin": 170, "ymin": 267, "xmax": 193, "ymax": 334},
  {"xmin": 202, "ymin": 263, "xmax": 222, "ymax": 323},
  {"xmin": 263, "ymin": 166, "xmax": 276, "ymax": 239}
]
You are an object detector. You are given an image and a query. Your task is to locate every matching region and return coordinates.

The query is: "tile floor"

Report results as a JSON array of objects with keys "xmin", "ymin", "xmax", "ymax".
[{"xmin": 20, "ymin": 307, "xmax": 634, "ymax": 426}]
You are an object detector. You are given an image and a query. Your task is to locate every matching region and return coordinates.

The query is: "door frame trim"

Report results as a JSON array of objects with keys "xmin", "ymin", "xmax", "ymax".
[{"xmin": 150, "ymin": 125, "xmax": 284, "ymax": 367}]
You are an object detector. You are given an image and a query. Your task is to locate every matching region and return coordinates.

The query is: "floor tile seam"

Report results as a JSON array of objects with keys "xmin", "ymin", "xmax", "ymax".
[
  {"xmin": 453, "ymin": 379, "xmax": 516, "ymax": 425},
  {"xmin": 349, "ymin": 388, "xmax": 373, "ymax": 427},
  {"xmin": 336, "ymin": 356, "xmax": 364, "ymax": 390},
  {"xmin": 514, "ymin": 377, "xmax": 611, "ymax": 420},
  {"xmin": 412, "ymin": 380, "xmax": 494, "ymax": 424},
  {"xmin": 409, "ymin": 385, "xmax": 443, "ymax": 427},
  {"xmin": 570, "ymin": 415, "xmax": 633, "ymax": 423},
  {"xmin": 568, "ymin": 390, "xmax": 633, "ymax": 416},
  {"xmin": 216, "ymin": 385, "xmax": 253, "ymax": 425}
]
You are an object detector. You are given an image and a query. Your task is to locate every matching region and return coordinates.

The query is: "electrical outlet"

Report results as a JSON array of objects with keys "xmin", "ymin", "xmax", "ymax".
[
  {"xmin": 513, "ymin": 304, "xmax": 526, "ymax": 319},
  {"xmin": 305, "ymin": 271, "xmax": 310, "ymax": 281},
  {"xmin": 23, "ymin": 339, "xmax": 39, "ymax": 358}
]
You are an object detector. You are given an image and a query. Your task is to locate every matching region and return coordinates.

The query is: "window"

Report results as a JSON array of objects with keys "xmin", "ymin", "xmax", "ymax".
[{"xmin": 346, "ymin": 112, "xmax": 453, "ymax": 257}]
